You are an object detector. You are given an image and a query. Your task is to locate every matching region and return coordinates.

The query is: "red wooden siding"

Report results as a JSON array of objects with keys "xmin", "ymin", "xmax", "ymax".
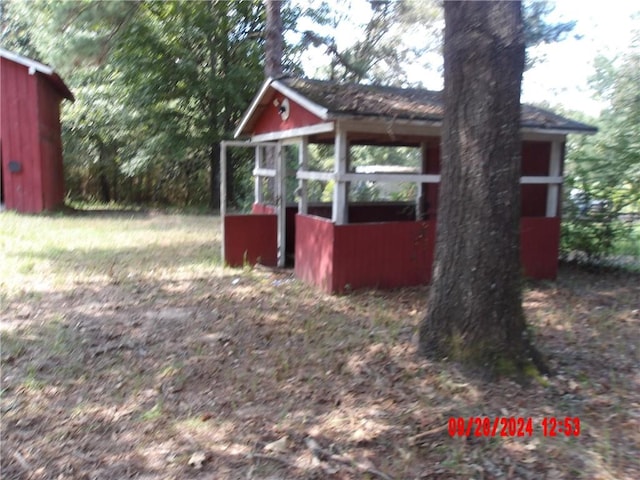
[
  {"xmin": 0, "ymin": 56, "xmax": 67, "ymax": 213},
  {"xmin": 521, "ymin": 141, "xmax": 551, "ymax": 217},
  {"xmin": 332, "ymin": 220, "xmax": 435, "ymax": 293},
  {"xmin": 520, "ymin": 217, "xmax": 561, "ymax": 279},
  {"xmin": 295, "ymin": 214, "xmax": 335, "ymax": 292},
  {"xmin": 420, "ymin": 140, "xmax": 553, "ymax": 218},
  {"xmin": 224, "ymin": 214, "xmax": 277, "ymax": 267},
  {"xmin": 1, "ymin": 58, "xmax": 40, "ymax": 212},
  {"xmin": 37, "ymin": 75, "xmax": 65, "ymax": 210},
  {"xmin": 293, "ymin": 214, "xmax": 559, "ymax": 293},
  {"xmin": 252, "ymin": 203, "xmax": 276, "ymax": 214},
  {"xmin": 253, "ymin": 93, "xmax": 323, "ymax": 135}
]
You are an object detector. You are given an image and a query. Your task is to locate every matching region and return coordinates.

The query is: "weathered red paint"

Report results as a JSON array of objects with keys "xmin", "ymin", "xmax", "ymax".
[
  {"xmin": 0, "ymin": 54, "xmax": 71, "ymax": 213},
  {"xmin": 294, "ymin": 214, "xmax": 335, "ymax": 292},
  {"xmin": 293, "ymin": 213, "xmax": 560, "ymax": 293},
  {"xmin": 295, "ymin": 214, "xmax": 435, "ymax": 293},
  {"xmin": 332, "ymin": 220, "xmax": 435, "ymax": 293},
  {"xmin": 252, "ymin": 203, "xmax": 276, "ymax": 214},
  {"xmin": 224, "ymin": 214, "xmax": 277, "ymax": 267},
  {"xmin": 253, "ymin": 93, "xmax": 323, "ymax": 135},
  {"xmin": 520, "ymin": 217, "xmax": 561, "ymax": 279},
  {"xmin": 521, "ymin": 141, "xmax": 551, "ymax": 217}
]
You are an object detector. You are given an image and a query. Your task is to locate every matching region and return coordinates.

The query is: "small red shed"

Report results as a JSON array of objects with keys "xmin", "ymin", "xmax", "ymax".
[
  {"xmin": 0, "ymin": 48, "xmax": 74, "ymax": 213},
  {"xmin": 223, "ymin": 77, "xmax": 596, "ymax": 293}
]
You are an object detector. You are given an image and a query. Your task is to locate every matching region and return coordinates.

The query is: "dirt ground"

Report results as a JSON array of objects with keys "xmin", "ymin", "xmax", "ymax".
[{"xmin": 1, "ymin": 214, "xmax": 638, "ymax": 479}]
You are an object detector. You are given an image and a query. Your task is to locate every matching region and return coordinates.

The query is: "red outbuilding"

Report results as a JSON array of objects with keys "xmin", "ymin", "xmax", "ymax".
[
  {"xmin": 222, "ymin": 77, "xmax": 597, "ymax": 293},
  {"xmin": 1, "ymin": 48, "xmax": 74, "ymax": 213}
]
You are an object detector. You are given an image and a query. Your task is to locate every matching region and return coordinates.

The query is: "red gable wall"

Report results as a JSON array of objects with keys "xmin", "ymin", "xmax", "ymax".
[{"xmin": 253, "ymin": 92, "xmax": 323, "ymax": 135}]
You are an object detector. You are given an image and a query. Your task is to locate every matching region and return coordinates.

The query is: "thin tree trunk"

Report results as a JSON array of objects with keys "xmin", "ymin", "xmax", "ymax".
[
  {"xmin": 419, "ymin": 1, "xmax": 547, "ymax": 376},
  {"xmin": 264, "ymin": 0, "xmax": 283, "ymax": 78}
]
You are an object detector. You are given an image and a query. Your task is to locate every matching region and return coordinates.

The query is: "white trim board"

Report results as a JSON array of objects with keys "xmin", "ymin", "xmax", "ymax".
[
  {"xmin": 0, "ymin": 48, "xmax": 54, "ymax": 76},
  {"xmin": 250, "ymin": 122, "xmax": 335, "ymax": 142}
]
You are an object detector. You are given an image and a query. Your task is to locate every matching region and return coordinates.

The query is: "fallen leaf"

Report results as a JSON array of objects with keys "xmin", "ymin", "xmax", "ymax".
[
  {"xmin": 188, "ymin": 451, "xmax": 207, "ymax": 469},
  {"xmin": 264, "ymin": 436, "xmax": 288, "ymax": 453}
]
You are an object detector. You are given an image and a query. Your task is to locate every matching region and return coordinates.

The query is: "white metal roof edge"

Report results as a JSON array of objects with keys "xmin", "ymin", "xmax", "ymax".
[
  {"xmin": 270, "ymin": 80, "xmax": 329, "ymax": 120},
  {"xmin": 234, "ymin": 77, "xmax": 274, "ymax": 138},
  {"xmin": 0, "ymin": 47, "xmax": 54, "ymax": 76}
]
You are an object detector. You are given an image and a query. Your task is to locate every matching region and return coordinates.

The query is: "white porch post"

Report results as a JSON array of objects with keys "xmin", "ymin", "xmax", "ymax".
[
  {"xmin": 220, "ymin": 141, "xmax": 227, "ymax": 262},
  {"xmin": 546, "ymin": 140, "xmax": 563, "ymax": 217},
  {"xmin": 417, "ymin": 141, "xmax": 428, "ymax": 220},
  {"xmin": 254, "ymin": 146, "xmax": 264, "ymax": 204},
  {"xmin": 275, "ymin": 142, "xmax": 286, "ymax": 267},
  {"xmin": 332, "ymin": 126, "xmax": 349, "ymax": 225},
  {"xmin": 298, "ymin": 136, "xmax": 309, "ymax": 215}
]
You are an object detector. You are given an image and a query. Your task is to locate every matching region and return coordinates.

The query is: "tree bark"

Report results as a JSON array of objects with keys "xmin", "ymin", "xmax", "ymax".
[
  {"xmin": 419, "ymin": 1, "xmax": 547, "ymax": 376},
  {"xmin": 264, "ymin": 0, "xmax": 283, "ymax": 78}
]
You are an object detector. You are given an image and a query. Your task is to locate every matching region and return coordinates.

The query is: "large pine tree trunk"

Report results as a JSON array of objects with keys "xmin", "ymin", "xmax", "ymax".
[{"xmin": 419, "ymin": 1, "xmax": 546, "ymax": 376}]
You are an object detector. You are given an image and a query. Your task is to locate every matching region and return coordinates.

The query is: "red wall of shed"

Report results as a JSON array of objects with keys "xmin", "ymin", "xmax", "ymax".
[
  {"xmin": 332, "ymin": 220, "xmax": 435, "ymax": 293},
  {"xmin": 36, "ymin": 75, "xmax": 65, "ymax": 211},
  {"xmin": 293, "ymin": 214, "xmax": 559, "ymax": 293},
  {"xmin": 1, "ymin": 57, "xmax": 42, "ymax": 212},
  {"xmin": 295, "ymin": 214, "xmax": 335, "ymax": 293},
  {"xmin": 520, "ymin": 217, "xmax": 561, "ymax": 279},
  {"xmin": 521, "ymin": 141, "xmax": 551, "ymax": 217},
  {"xmin": 224, "ymin": 214, "xmax": 277, "ymax": 267},
  {"xmin": 253, "ymin": 93, "xmax": 323, "ymax": 135},
  {"xmin": 421, "ymin": 140, "xmax": 553, "ymax": 218},
  {"xmin": 1, "ymin": 58, "xmax": 66, "ymax": 213}
]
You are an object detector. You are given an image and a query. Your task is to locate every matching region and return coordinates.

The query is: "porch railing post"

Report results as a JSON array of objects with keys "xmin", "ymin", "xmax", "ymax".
[
  {"xmin": 275, "ymin": 142, "xmax": 286, "ymax": 267},
  {"xmin": 332, "ymin": 125, "xmax": 349, "ymax": 225},
  {"xmin": 298, "ymin": 137, "xmax": 309, "ymax": 215},
  {"xmin": 546, "ymin": 140, "xmax": 563, "ymax": 217}
]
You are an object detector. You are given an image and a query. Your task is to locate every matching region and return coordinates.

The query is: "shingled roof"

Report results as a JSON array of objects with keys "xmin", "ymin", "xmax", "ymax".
[
  {"xmin": 236, "ymin": 77, "xmax": 597, "ymax": 137},
  {"xmin": 282, "ymin": 77, "xmax": 597, "ymax": 132}
]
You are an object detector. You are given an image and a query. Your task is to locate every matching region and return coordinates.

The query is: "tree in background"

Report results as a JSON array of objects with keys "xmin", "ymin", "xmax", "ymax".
[
  {"xmin": 299, "ymin": 0, "xmax": 441, "ymax": 85},
  {"xmin": 1, "ymin": 0, "xmax": 577, "ymax": 209},
  {"xmin": 419, "ymin": 1, "xmax": 547, "ymax": 376},
  {"xmin": 562, "ymin": 27, "xmax": 640, "ymax": 261},
  {"xmin": 2, "ymin": 0, "xmax": 299, "ymax": 209}
]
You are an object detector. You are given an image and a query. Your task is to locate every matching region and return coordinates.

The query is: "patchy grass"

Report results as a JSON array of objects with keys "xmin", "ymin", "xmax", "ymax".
[{"xmin": 1, "ymin": 212, "xmax": 638, "ymax": 479}]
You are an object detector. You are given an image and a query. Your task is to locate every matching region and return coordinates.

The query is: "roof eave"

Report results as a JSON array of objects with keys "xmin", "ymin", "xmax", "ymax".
[
  {"xmin": 234, "ymin": 77, "xmax": 274, "ymax": 138},
  {"xmin": 271, "ymin": 80, "xmax": 329, "ymax": 119},
  {"xmin": 521, "ymin": 125, "xmax": 598, "ymax": 136},
  {"xmin": 0, "ymin": 48, "xmax": 74, "ymax": 101},
  {"xmin": 234, "ymin": 78, "xmax": 330, "ymax": 139}
]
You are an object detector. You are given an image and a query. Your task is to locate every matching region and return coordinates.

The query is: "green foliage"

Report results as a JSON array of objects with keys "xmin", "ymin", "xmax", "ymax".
[
  {"xmin": 562, "ymin": 29, "xmax": 640, "ymax": 261},
  {"xmin": 298, "ymin": 0, "xmax": 575, "ymax": 84},
  {"xmin": 299, "ymin": 0, "xmax": 441, "ymax": 85},
  {"xmin": 1, "ymin": 0, "xmax": 582, "ymax": 210},
  {"xmin": 2, "ymin": 0, "xmax": 302, "ymax": 209},
  {"xmin": 523, "ymin": 1, "xmax": 576, "ymax": 47}
]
